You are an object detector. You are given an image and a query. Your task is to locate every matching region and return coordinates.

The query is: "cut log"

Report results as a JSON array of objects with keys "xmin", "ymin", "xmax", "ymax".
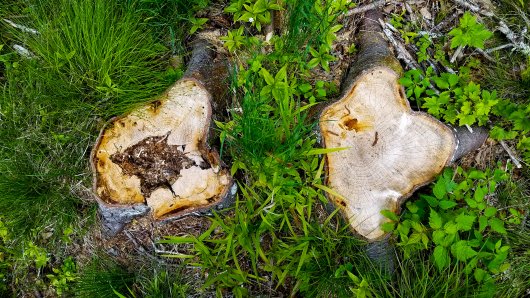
[
  {"xmin": 91, "ymin": 39, "xmax": 235, "ymax": 235},
  {"xmin": 319, "ymin": 9, "xmax": 488, "ymax": 241}
]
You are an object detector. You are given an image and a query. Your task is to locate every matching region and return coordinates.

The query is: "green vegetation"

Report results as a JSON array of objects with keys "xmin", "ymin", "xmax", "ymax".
[{"xmin": 0, "ymin": 0, "xmax": 528, "ymax": 296}]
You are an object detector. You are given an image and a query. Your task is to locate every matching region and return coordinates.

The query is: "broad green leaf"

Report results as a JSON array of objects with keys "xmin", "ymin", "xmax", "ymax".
[
  {"xmin": 432, "ymin": 230, "xmax": 446, "ymax": 245},
  {"xmin": 260, "ymin": 68, "xmax": 275, "ymax": 85},
  {"xmin": 275, "ymin": 65, "xmax": 287, "ymax": 82},
  {"xmin": 451, "ymin": 240, "xmax": 478, "ymax": 261},
  {"xmin": 433, "ymin": 179, "xmax": 447, "ymax": 199},
  {"xmin": 381, "ymin": 210, "xmax": 399, "ymax": 221},
  {"xmin": 381, "ymin": 222, "xmax": 395, "ymax": 232},
  {"xmin": 484, "ymin": 206, "xmax": 497, "ymax": 217},
  {"xmin": 444, "ymin": 221, "xmax": 458, "ymax": 234},
  {"xmin": 489, "ymin": 218, "xmax": 507, "ymax": 234},
  {"xmin": 421, "ymin": 194, "xmax": 438, "ymax": 207},
  {"xmin": 455, "ymin": 213, "xmax": 476, "ymax": 231},
  {"xmin": 433, "ymin": 76, "xmax": 449, "ymax": 89},
  {"xmin": 429, "ymin": 208, "xmax": 443, "ymax": 229},
  {"xmin": 474, "ymin": 186, "xmax": 488, "ymax": 202},
  {"xmin": 433, "ymin": 245, "xmax": 450, "ymax": 270},
  {"xmin": 439, "ymin": 200, "xmax": 457, "ymax": 210}
]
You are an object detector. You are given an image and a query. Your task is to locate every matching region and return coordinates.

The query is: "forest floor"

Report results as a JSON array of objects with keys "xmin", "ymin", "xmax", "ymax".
[{"xmin": 0, "ymin": 0, "xmax": 529, "ymax": 297}]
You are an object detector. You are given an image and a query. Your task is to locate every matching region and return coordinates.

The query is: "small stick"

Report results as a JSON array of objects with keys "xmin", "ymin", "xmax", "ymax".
[
  {"xmin": 379, "ymin": 20, "xmax": 421, "ymax": 70},
  {"xmin": 452, "ymin": 0, "xmax": 494, "ymax": 17},
  {"xmin": 499, "ymin": 140, "xmax": 523, "ymax": 169},
  {"xmin": 345, "ymin": 0, "xmax": 388, "ymax": 17},
  {"xmin": 475, "ymin": 48, "xmax": 495, "ymax": 62},
  {"xmin": 450, "ymin": 45, "xmax": 464, "ymax": 63},
  {"xmin": 485, "ymin": 44, "xmax": 514, "ymax": 53}
]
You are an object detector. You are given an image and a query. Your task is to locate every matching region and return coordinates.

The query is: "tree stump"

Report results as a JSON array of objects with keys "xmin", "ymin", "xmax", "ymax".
[
  {"xmin": 91, "ymin": 39, "xmax": 235, "ymax": 235},
  {"xmin": 319, "ymin": 9, "xmax": 488, "ymax": 241}
]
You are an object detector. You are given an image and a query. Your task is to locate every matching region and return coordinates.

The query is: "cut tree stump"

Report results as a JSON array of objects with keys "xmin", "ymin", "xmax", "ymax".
[
  {"xmin": 91, "ymin": 38, "xmax": 235, "ymax": 235},
  {"xmin": 319, "ymin": 9, "xmax": 488, "ymax": 242}
]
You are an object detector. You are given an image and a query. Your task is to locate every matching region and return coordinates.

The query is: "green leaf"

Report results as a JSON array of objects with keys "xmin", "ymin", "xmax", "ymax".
[
  {"xmin": 381, "ymin": 210, "xmax": 399, "ymax": 221},
  {"xmin": 490, "ymin": 126, "xmax": 518, "ymax": 140},
  {"xmin": 381, "ymin": 222, "xmax": 396, "ymax": 232},
  {"xmin": 429, "ymin": 208, "xmax": 443, "ymax": 229},
  {"xmin": 398, "ymin": 77, "xmax": 414, "ymax": 87},
  {"xmin": 439, "ymin": 200, "xmax": 457, "ymax": 210},
  {"xmin": 444, "ymin": 221, "xmax": 458, "ymax": 234},
  {"xmin": 421, "ymin": 194, "xmax": 438, "ymax": 207},
  {"xmin": 489, "ymin": 218, "xmax": 507, "ymax": 234},
  {"xmin": 451, "ymin": 240, "xmax": 478, "ymax": 261},
  {"xmin": 299, "ymin": 83, "xmax": 312, "ymax": 93},
  {"xmin": 260, "ymin": 68, "xmax": 275, "ymax": 85},
  {"xmin": 433, "ymin": 245, "xmax": 450, "ymax": 270},
  {"xmin": 275, "ymin": 65, "xmax": 287, "ymax": 82},
  {"xmin": 432, "ymin": 230, "xmax": 446, "ymax": 245},
  {"xmin": 484, "ymin": 207, "xmax": 497, "ymax": 217},
  {"xmin": 433, "ymin": 179, "xmax": 447, "ymax": 199},
  {"xmin": 455, "ymin": 213, "xmax": 476, "ymax": 231},
  {"xmin": 433, "ymin": 77, "xmax": 449, "ymax": 89},
  {"xmin": 307, "ymin": 58, "xmax": 320, "ymax": 68},
  {"xmin": 474, "ymin": 186, "xmax": 488, "ymax": 202}
]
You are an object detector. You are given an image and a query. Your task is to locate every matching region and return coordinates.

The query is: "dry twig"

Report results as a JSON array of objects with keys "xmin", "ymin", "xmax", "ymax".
[
  {"xmin": 345, "ymin": 0, "xmax": 388, "ymax": 16},
  {"xmin": 499, "ymin": 140, "xmax": 523, "ymax": 169},
  {"xmin": 452, "ymin": 0, "xmax": 494, "ymax": 17},
  {"xmin": 379, "ymin": 19, "xmax": 421, "ymax": 70},
  {"xmin": 497, "ymin": 21, "xmax": 530, "ymax": 56}
]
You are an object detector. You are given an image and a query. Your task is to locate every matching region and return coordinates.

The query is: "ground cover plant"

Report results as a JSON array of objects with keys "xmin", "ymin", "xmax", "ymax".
[{"xmin": 0, "ymin": 0, "xmax": 529, "ymax": 297}]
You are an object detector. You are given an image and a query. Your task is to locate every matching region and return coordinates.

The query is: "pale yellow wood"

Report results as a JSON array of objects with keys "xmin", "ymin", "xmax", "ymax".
[
  {"xmin": 93, "ymin": 79, "xmax": 232, "ymax": 219},
  {"xmin": 320, "ymin": 67, "xmax": 455, "ymax": 240}
]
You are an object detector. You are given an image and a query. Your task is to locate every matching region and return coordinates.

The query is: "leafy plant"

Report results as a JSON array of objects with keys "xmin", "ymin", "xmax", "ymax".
[
  {"xmin": 23, "ymin": 241, "xmax": 49, "ymax": 270},
  {"xmin": 308, "ymin": 45, "xmax": 336, "ymax": 72},
  {"xmin": 400, "ymin": 67, "xmax": 500, "ymax": 126},
  {"xmin": 383, "ymin": 166, "xmax": 511, "ymax": 292},
  {"xmin": 225, "ymin": 0, "xmax": 282, "ymax": 31},
  {"xmin": 47, "ymin": 257, "xmax": 78, "ymax": 296},
  {"xmin": 449, "ymin": 12, "xmax": 493, "ymax": 49},
  {"xmin": 188, "ymin": 17, "xmax": 208, "ymax": 34},
  {"xmin": 221, "ymin": 27, "xmax": 246, "ymax": 52}
]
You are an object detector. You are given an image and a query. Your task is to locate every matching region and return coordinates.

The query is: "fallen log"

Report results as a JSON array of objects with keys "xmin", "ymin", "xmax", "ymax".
[
  {"xmin": 319, "ymin": 9, "xmax": 488, "ymax": 242},
  {"xmin": 91, "ymin": 38, "xmax": 235, "ymax": 235}
]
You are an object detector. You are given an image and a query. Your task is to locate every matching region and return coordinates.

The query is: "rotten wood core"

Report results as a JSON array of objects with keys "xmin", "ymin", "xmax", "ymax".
[
  {"xmin": 91, "ymin": 39, "xmax": 234, "ymax": 233},
  {"xmin": 320, "ymin": 9, "xmax": 487, "ymax": 241}
]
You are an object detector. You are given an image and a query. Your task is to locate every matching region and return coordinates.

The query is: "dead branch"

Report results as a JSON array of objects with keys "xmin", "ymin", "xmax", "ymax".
[
  {"xmin": 345, "ymin": 0, "xmax": 388, "ymax": 17},
  {"xmin": 497, "ymin": 21, "xmax": 530, "ymax": 56},
  {"xmin": 452, "ymin": 0, "xmax": 494, "ymax": 17},
  {"xmin": 499, "ymin": 140, "xmax": 523, "ymax": 169},
  {"xmin": 379, "ymin": 19, "xmax": 421, "ymax": 70}
]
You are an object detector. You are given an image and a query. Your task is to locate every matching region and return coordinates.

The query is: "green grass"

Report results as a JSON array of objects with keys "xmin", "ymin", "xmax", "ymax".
[
  {"xmin": 75, "ymin": 256, "xmax": 136, "ymax": 298},
  {"xmin": 1, "ymin": 0, "xmax": 529, "ymax": 296},
  {"xmin": 18, "ymin": 0, "xmax": 173, "ymax": 116}
]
